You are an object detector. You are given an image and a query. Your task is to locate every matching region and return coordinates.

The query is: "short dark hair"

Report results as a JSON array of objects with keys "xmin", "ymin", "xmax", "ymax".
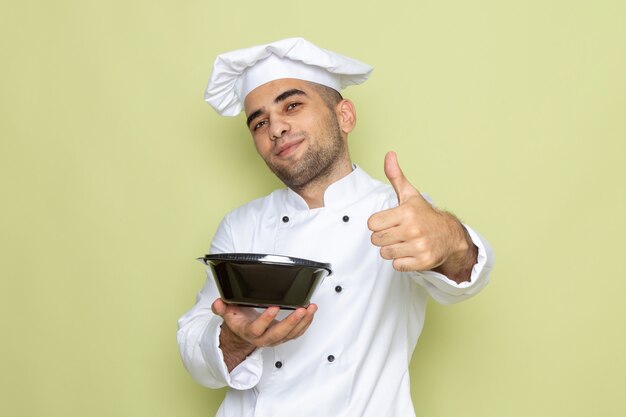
[{"xmin": 308, "ymin": 82, "xmax": 344, "ymax": 110}]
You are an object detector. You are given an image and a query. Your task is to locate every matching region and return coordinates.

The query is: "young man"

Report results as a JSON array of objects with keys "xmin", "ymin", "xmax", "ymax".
[{"xmin": 178, "ymin": 37, "xmax": 494, "ymax": 417}]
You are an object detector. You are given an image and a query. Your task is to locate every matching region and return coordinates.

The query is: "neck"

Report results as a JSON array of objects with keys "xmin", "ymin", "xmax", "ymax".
[{"xmin": 290, "ymin": 158, "xmax": 353, "ymax": 209}]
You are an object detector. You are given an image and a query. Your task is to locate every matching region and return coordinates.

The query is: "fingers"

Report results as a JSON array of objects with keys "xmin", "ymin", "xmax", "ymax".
[
  {"xmin": 379, "ymin": 243, "xmax": 443, "ymax": 271},
  {"xmin": 262, "ymin": 304, "xmax": 317, "ymax": 346},
  {"xmin": 282, "ymin": 304, "xmax": 318, "ymax": 342},
  {"xmin": 368, "ymin": 197, "xmax": 430, "ymax": 233},
  {"xmin": 370, "ymin": 224, "xmax": 412, "ymax": 247},
  {"xmin": 211, "ymin": 298, "xmax": 226, "ymax": 316},
  {"xmin": 367, "ymin": 206, "xmax": 399, "ymax": 232},
  {"xmin": 384, "ymin": 151, "xmax": 420, "ymax": 204},
  {"xmin": 391, "ymin": 257, "xmax": 426, "ymax": 273},
  {"xmin": 378, "ymin": 241, "xmax": 419, "ymax": 261},
  {"xmin": 214, "ymin": 298, "xmax": 318, "ymax": 348},
  {"xmin": 246, "ymin": 307, "xmax": 280, "ymax": 338},
  {"xmin": 370, "ymin": 222, "xmax": 438, "ymax": 270}
]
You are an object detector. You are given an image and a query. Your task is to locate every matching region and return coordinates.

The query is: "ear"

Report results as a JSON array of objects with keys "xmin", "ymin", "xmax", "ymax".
[{"xmin": 335, "ymin": 99, "xmax": 357, "ymax": 135}]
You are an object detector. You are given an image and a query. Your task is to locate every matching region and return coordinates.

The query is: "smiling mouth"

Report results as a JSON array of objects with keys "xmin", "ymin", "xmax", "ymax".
[{"xmin": 276, "ymin": 138, "xmax": 304, "ymax": 157}]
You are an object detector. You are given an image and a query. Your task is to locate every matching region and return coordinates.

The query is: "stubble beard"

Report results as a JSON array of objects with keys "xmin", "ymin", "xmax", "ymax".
[{"xmin": 265, "ymin": 113, "xmax": 346, "ymax": 192}]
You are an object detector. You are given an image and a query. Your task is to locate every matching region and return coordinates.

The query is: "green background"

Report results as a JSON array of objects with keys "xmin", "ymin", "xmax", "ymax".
[{"xmin": 1, "ymin": 1, "xmax": 625, "ymax": 416}]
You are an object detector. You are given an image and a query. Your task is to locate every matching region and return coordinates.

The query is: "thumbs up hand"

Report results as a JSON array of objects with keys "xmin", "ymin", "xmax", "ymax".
[{"xmin": 368, "ymin": 152, "xmax": 477, "ymax": 282}]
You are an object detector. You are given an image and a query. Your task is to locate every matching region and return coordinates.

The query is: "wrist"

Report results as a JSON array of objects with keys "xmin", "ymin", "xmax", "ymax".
[
  {"xmin": 433, "ymin": 217, "xmax": 477, "ymax": 283},
  {"xmin": 219, "ymin": 324, "xmax": 256, "ymax": 357},
  {"xmin": 219, "ymin": 324, "xmax": 257, "ymax": 373},
  {"xmin": 452, "ymin": 220, "xmax": 471, "ymax": 256}
]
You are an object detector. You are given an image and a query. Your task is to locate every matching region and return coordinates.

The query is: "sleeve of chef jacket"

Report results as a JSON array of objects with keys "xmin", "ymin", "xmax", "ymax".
[
  {"xmin": 410, "ymin": 224, "xmax": 494, "ymax": 304},
  {"xmin": 177, "ymin": 215, "xmax": 264, "ymax": 390}
]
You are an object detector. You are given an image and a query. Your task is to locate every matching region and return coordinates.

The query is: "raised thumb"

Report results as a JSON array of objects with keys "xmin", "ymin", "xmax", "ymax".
[{"xmin": 384, "ymin": 151, "xmax": 419, "ymax": 203}]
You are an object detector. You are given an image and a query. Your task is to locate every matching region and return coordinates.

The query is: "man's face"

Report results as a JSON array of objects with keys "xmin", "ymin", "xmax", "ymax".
[{"xmin": 243, "ymin": 78, "xmax": 348, "ymax": 190}]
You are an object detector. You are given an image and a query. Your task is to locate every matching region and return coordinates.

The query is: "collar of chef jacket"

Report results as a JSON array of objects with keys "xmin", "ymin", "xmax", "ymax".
[{"xmin": 280, "ymin": 164, "xmax": 390, "ymax": 212}]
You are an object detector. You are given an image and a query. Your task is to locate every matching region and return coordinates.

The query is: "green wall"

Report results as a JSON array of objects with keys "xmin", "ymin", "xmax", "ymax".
[{"xmin": 1, "ymin": 1, "xmax": 625, "ymax": 416}]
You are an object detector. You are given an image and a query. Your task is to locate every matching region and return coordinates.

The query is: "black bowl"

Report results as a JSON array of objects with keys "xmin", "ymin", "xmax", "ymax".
[{"xmin": 198, "ymin": 253, "xmax": 332, "ymax": 309}]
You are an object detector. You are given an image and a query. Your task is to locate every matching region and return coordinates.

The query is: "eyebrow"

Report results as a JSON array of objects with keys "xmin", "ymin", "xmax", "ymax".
[
  {"xmin": 275, "ymin": 88, "xmax": 307, "ymax": 103},
  {"xmin": 246, "ymin": 88, "xmax": 308, "ymax": 128}
]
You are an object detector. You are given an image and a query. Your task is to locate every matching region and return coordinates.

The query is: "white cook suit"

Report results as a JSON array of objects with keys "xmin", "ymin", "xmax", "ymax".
[{"xmin": 177, "ymin": 166, "xmax": 494, "ymax": 417}]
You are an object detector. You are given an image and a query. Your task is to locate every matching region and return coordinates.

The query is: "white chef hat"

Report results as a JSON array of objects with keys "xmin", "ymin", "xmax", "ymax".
[{"xmin": 204, "ymin": 37, "xmax": 373, "ymax": 116}]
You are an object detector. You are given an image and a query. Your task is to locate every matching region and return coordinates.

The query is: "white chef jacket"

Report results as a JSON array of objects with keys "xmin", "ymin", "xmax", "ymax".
[{"xmin": 177, "ymin": 166, "xmax": 494, "ymax": 417}]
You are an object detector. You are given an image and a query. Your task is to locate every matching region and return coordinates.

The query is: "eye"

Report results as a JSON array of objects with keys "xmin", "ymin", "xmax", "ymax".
[
  {"xmin": 286, "ymin": 102, "xmax": 301, "ymax": 111},
  {"xmin": 253, "ymin": 119, "xmax": 268, "ymax": 131}
]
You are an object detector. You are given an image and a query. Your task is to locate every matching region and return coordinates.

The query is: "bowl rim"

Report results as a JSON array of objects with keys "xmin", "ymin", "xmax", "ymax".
[{"xmin": 198, "ymin": 252, "xmax": 332, "ymax": 275}]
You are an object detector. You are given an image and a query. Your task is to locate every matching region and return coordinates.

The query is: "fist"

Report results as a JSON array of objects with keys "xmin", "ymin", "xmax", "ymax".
[{"xmin": 368, "ymin": 151, "xmax": 468, "ymax": 273}]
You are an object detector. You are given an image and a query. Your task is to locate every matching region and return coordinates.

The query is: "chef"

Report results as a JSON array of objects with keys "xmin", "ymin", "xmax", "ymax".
[{"xmin": 178, "ymin": 37, "xmax": 494, "ymax": 417}]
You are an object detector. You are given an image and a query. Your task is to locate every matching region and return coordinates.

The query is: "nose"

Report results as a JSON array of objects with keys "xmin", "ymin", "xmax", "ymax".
[{"xmin": 269, "ymin": 116, "xmax": 290, "ymax": 141}]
